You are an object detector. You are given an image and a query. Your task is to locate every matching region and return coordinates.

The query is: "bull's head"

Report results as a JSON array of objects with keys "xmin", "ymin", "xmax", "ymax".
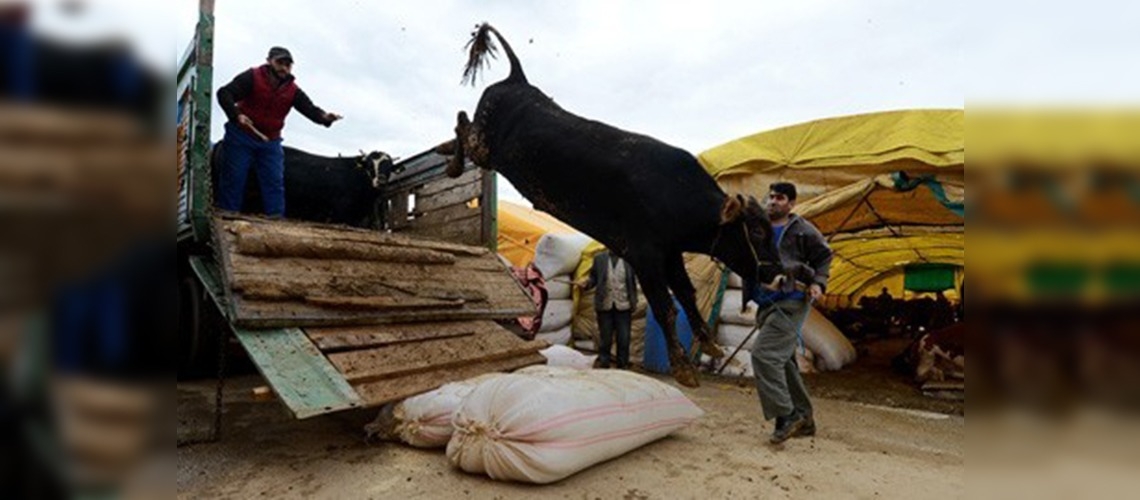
[
  {"xmin": 355, "ymin": 150, "xmax": 401, "ymax": 189},
  {"xmin": 716, "ymin": 194, "xmax": 786, "ymax": 289}
]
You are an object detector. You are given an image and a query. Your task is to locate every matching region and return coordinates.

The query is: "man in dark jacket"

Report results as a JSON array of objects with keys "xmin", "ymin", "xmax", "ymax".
[
  {"xmin": 215, "ymin": 46, "xmax": 341, "ymax": 217},
  {"xmin": 576, "ymin": 250, "xmax": 639, "ymax": 369},
  {"xmin": 742, "ymin": 182, "xmax": 833, "ymax": 445}
]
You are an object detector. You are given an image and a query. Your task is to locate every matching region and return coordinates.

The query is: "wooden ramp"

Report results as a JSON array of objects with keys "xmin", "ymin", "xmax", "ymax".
[{"xmin": 206, "ymin": 214, "xmax": 546, "ymax": 418}]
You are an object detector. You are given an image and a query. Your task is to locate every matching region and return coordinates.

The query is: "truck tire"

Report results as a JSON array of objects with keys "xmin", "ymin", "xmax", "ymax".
[{"xmin": 178, "ymin": 274, "xmax": 220, "ymax": 378}]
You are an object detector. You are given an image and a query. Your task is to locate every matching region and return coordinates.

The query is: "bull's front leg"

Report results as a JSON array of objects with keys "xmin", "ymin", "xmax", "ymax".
[
  {"xmin": 636, "ymin": 260, "xmax": 700, "ymax": 388},
  {"xmin": 666, "ymin": 254, "xmax": 725, "ymax": 360},
  {"xmin": 434, "ymin": 110, "xmax": 472, "ymax": 178}
]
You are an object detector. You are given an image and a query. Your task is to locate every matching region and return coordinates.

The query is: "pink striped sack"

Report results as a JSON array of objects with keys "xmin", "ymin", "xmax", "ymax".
[
  {"xmin": 446, "ymin": 366, "xmax": 703, "ymax": 483},
  {"xmin": 367, "ymin": 373, "xmax": 505, "ymax": 448}
]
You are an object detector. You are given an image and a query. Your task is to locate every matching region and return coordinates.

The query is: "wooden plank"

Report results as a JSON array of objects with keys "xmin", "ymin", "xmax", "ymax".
[
  {"xmin": 231, "ymin": 299, "xmax": 536, "ymax": 329},
  {"xmin": 414, "ymin": 168, "xmax": 481, "ymax": 198},
  {"xmin": 412, "ymin": 201, "xmax": 482, "ymax": 229},
  {"xmin": 402, "ymin": 213, "xmax": 482, "ymax": 246},
  {"xmin": 414, "ymin": 179, "xmax": 482, "ymax": 213},
  {"xmin": 385, "ymin": 188, "xmax": 411, "ymax": 229},
  {"xmin": 222, "ymin": 215, "xmax": 489, "ymax": 256},
  {"xmin": 305, "ymin": 320, "xmax": 485, "ymax": 351},
  {"xmin": 352, "ymin": 352, "xmax": 546, "ymax": 406},
  {"xmin": 214, "ymin": 214, "xmax": 534, "ymax": 327},
  {"xmin": 481, "ymin": 170, "xmax": 496, "ymax": 249},
  {"xmin": 233, "ymin": 230, "xmax": 456, "ymax": 264},
  {"xmin": 232, "ymin": 327, "xmax": 363, "ymax": 419},
  {"xmin": 305, "ymin": 295, "xmax": 464, "ymax": 311},
  {"xmin": 226, "ymin": 257, "xmax": 518, "ymax": 307},
  {"xmin": 234, "ymin": 275, "xmax": 491, "ymax": 303},
  {"xmin": 327, "ymin": 329, "xmax": 547, "ymax": 384}
]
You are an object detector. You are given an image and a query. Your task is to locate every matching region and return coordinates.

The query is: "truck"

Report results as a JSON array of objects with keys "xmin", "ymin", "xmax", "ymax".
[{"xmin": 176, "ymin": 0, "xmax": 542, "ymax": 431}]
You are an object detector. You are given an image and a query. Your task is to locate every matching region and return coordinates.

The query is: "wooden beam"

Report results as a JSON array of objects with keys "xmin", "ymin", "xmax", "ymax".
[
  {"xmin": 328, "ymin": 330, "xmax": 546, "ymax": 384},
  {"xmin": 305, "ymin": 321, "xmax": 487, "ymax": 351},
  {"xmin": 414, "ymin": 178, "xmax": 482, "ymax": 213},
  {"xmin": 223, "ymin": 216, "xmax": 488, "ymax": 256},
  {"xmin": 234, "ymin": 231, "xmax": 456, "ymax": 264},
  {"xmin": 414, "ymin": 168, "xmax": 481, "ymax": 198},
  {"xmin": 305, "ymin": 295, "xmax": 464, "ymax": 311},
  {"xmin": 351, "ymin": 352, "xmax": 546, "ymax": 406}
]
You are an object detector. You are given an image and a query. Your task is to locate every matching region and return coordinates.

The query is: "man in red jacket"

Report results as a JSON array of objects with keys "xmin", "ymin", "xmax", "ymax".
[{"xmin": 215, "ymin": 46, "xmax": 342, "ymax": 216}]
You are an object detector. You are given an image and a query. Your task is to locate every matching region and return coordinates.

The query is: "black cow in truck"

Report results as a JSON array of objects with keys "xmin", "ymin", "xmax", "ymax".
[{"xmin": 211, "ymin": 145, "xmax": 398, "ymax": 227}]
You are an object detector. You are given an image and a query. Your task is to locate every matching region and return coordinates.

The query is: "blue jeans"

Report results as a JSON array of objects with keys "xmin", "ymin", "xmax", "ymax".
[{"xmin": 216, "ymin": 122, "xmax": 285, "ymax": 216}]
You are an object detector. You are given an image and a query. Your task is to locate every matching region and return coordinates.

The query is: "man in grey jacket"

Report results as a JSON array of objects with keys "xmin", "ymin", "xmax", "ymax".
[
  {"xmin": 576, "ymin": 250, "xmax": 639, "ymax": 369},
  {"xmin": 742, "ymin": 182, "xmax": 833, "ymax": 444}
]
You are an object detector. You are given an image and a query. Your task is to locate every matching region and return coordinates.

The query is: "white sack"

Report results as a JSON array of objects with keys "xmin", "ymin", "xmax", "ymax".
[
  {"xmin": 533, "ymin": 233, "xmax": 591, "ymax": 279},
  {"xmin": 446, "ymin": 366, "xmax": 703, "ymax": 484},
  {"xmin": 803, "ymin": 307, "xmax": 857, "ymax": 371},
  {"xmin": 716, "ymin": 323, "xmax": 757, "ymax": 353},
  {"xmin": 699, "ymin": 347, "xmax": 754, "ymax": 378},
  {"xmin": 544, "ymin": 276, "xmax": 573, "ymax": 300},
  {"xmin": 727, "ymin": 272, "xmax": 743, "ymax": 289},
  {"xmin": 573, "ymin": 339, "xmax": 596, "ymax": 352},
  {"xmin": 539, "ymin": 299, "xmax": 574, "ymax": 333},
  {"xmin": 367, "ymin": 373, "xmax": 505, "ymax": 448},
  {"xmin": 796, "ymin": 348, "xmax": 817, "ymax": 374},
  {"xmin": 718, "ymin": 292, "xmax": 759, "ymax": 326},
  {"xmin": 536, "ymin": 325, "xmax": 572, "ymax": 346},
  {"xmin": 538, "ymin": 344, "xmax": 595, "ymax": 370}
]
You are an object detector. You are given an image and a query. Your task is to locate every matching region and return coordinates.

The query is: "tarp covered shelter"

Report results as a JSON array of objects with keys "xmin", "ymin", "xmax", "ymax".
[
  {"xmin": 497, "ymin": 200, "xmax": 578, "ymax": 267},
  {"xmin": 691, "ymin": 109, "xmax": 965, "ymax": 307}
]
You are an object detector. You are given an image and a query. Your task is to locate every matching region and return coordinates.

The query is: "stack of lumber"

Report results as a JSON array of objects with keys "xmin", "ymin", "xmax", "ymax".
[
  {"xmin": 216, "ymin": 214, "xmax": 537, "ymax": 328},
  {"xmin": 215, "ymin": 214, "xmax": 547, "ymax": 407}
]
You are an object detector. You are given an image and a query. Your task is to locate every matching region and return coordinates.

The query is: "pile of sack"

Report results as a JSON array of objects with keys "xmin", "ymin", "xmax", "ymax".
[
  {"xmin": 531, "ymin": 234, "xmax": 590, "ymax": 346},
  {"xmin": 365, "ymin": 351, "xmax": 703, "ymax": 484}
]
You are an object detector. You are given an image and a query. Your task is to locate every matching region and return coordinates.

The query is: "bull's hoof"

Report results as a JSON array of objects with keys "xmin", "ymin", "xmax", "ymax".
[
  {"xmin": 445, "ymin": 155, "xmax": 465, "ymax": 178},
  {"xmin": 671, "ymin": 359, "xmax": 701, "ymax": 388}
]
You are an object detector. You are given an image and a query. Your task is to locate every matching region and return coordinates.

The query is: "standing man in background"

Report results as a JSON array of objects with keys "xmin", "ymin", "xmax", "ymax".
[
  {"xmin": 576, "ymin": 250, "xmax": 639, "ymax": 369},
  {"xmin": 215, "ymin": 46, "xmax": 342, "ymax": 217},
  {"xmin": 743, "ymin": 182, "xmax": 833, "ymax": 445}
]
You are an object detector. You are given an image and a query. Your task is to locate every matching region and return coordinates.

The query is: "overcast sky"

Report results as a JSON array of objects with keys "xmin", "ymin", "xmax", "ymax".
[{"xmin": 29, "ymin": 0, "xmax": 1140, "ymax": 205}]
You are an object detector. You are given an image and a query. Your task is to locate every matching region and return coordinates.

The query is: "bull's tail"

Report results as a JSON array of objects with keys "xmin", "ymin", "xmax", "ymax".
[{"xmin": 462, "ymin": 23, "xmax": 526, "ymax": 86}]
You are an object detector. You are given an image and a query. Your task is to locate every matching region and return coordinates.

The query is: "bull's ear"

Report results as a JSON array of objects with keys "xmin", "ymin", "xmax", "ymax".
[{"xmin": 719, "ymin": 195, "xmax": 744, "ymax": 225}]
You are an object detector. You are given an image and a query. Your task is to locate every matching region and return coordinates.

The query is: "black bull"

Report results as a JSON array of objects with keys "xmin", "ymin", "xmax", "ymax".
[
  {"xmin": 211, "ymin": 144, "xmax": 397, "ymax": 227},
  {"xmin": 436, "ymin": 23, "xmax": 790, "ymax": 387}
]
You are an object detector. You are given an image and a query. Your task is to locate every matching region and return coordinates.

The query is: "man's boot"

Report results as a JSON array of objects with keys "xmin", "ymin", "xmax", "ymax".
[{"xmin": 769, "ymin": 410, "xmax": 806, "ymax": 444}]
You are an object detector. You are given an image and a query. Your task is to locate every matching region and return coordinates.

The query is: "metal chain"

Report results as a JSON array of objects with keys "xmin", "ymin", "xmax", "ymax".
[{"xmin": 210, "ymin": 312, "xmax": 226, "ymax": 442}]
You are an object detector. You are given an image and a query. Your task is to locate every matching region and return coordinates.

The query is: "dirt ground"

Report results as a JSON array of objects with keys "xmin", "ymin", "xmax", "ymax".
[{"xmin": 177, "ymin": 342, "xmax": 963, "ymax": 500}]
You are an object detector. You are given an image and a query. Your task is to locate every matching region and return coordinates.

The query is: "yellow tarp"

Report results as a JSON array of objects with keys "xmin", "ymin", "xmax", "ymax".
[
  {"xmin": 695, "ymin": 109, "xmax": 965, "ymax": 300},
  {"xmin": 701, "ymin": 109, "xmax": 963, "ymax": 202},
  {"xmin": 793, "ymin": 173, "xmax": 964, "ymax": 235},
  {"xmin": 497, "ymin": 200, "xmax": 578, "ymax": 267}
]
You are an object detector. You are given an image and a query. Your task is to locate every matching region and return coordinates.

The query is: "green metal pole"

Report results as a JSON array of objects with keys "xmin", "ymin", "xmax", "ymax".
[{"xmin": 189, "ymin": 0, "xmax": 215, "ymax": 242}]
